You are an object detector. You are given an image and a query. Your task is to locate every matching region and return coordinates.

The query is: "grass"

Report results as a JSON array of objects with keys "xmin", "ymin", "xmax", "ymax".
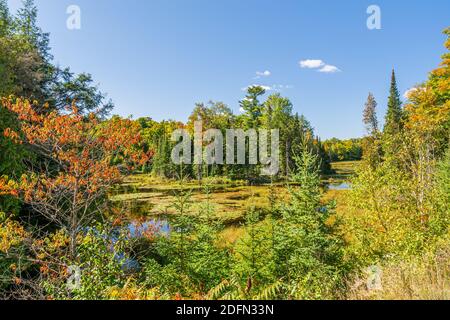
[
  {"xmin": 346, "ymin": 242, "xmax": 450, "ymax": 300},
  {"xmin": 326, "ymin": 161, "xmax": 360, "ymax": 183},
  {"xmin": 331, "ymin": 161, "xmax": 360, "ymax": 175},
  {"xmin": 110, "ymin": 180, "xmax": 285, "ymax": 223}
]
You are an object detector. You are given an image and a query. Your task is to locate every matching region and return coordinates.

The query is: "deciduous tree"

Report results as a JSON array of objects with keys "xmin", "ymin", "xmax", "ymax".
[{"xmin": 1, "ymin": 98, "xmax": 149, "ymax": 258}]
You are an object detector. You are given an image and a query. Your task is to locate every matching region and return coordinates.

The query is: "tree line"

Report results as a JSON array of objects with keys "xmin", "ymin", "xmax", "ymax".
[{"xmin": 137, "ymin": 86, "xmax": 333, "ymax": 182}]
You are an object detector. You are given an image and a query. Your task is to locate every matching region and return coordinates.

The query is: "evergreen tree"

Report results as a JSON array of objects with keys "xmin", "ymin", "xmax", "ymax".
[
  {"xmin": 0, "ymin": 104, "xmax": 28, "ymax": 213},
  {"xmin": 3, "ymin": 0, "xmax": 53, "ymax": 103},
  {"xmin": 234, "ymin": 207, "xmax": 274, "ymax": 292},
  {"xmin": 239, "ymin": 86, "xmax": 265, "ymax": 129},
  {"xmin": 272, "ymin": 146, "xmax": 345, "ymax": 299},
  {"xmin": 16, "ymin": 0, "xmax": 51, "ymax": 60},
  {"xmin": 384, "ymin": 69, "xmax": 403, "ymax": 135},
  {"xmin": 363, "ymin": 92, "xmax": 379, "ymax": 136},
  {"xmin": 362, "ymin": 93, "xmax": 382, "ymax": 167},
  {"xmin": 188, "ymin": 184, "xmax": 230, "ymax": 292},
  {"xmin": 50, "ymin": 69, "xmax": 114, "ymax": 116},
  {"xmin": 0, "ymin": 0, "xmax": 11, "ymax": 36},
  {"xmin": 0, "ymin": 0, "xmax": 112, "ymax": 114}
]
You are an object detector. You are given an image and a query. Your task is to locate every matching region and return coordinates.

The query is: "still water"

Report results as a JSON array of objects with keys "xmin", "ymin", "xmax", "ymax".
[{"xmin": 327, "ymin": 182, "xmax": 351, "ymax": 191}]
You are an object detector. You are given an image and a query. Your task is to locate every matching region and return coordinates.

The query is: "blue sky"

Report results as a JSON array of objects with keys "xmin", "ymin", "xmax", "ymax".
[{"xmin": 8, "ymin": 0, "xmax": 450, "ymax": 139}]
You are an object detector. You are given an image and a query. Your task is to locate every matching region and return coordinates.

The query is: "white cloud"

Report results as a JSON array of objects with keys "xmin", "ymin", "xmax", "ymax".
[
  {"xmin": 318, "ymin": 65, "xmax": 341, "ymax": 73},
  {"xmin": 255, "ymin": 70, "xmax": 271, "ymax": 78},
  {"xmin": 299, "ymin": 59, "xmax": 341, "ymax": 73},
  {"xmin": 272, "ymin": 84, "xmax": 294, "ymax": 91},
  {"xmin": 299, "ymin": 59, "xmax": 325, "ymax": 69}
]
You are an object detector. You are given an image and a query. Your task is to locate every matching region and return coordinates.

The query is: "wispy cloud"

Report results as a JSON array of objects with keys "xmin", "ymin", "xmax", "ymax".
[
  {"xmin": 241, "ymin": 84, "xmax": 293, "ymax": 93},
  {"xmin": 299, "ymin": 59, "xmax": 341, "ymax": 73},
  {"xmin": 318, "ymin": 65, "xmax": 341, "ymax": 73},
  {"xmin": 272, "ymin": 84, "xmax": 294, "ymax": 91},
  {"xmin": 256, "ymin": 70, "xmax": 271, "ymax": 77},
  {"xmin": 241, "ymin": 84, "xmax": 272, "ymax": 91},
  {"xmin": 254, "ymin": 70, "xmax": 271, "ymax": 79}
]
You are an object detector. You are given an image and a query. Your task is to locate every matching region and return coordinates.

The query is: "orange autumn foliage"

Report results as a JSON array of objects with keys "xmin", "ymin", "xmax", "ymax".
[
  {"xmin": 0, "ymin": 98, "xmax": 151, "ymax": 257},
  {"xmin": 1, "ymin": 98, "xmax": 150, "ymax": 201},
  {"xmin": 404, "ymin": 27, "xmax": 450, "ymax": 136}
]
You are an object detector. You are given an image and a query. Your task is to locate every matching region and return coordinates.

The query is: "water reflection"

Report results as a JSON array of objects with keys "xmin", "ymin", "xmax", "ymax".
[
  {"xmin": 327, "ymin": 182, "xmax": 351, "ymax": 190},
  {"xmin": 127, "ymin": 219, "xmax": 170, "ymax": 237}
]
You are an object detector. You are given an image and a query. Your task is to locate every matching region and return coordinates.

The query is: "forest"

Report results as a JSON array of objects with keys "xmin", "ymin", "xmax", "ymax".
[{"xmin": 0, "ymin": 0, "xmax": 449, "ymax": 300}]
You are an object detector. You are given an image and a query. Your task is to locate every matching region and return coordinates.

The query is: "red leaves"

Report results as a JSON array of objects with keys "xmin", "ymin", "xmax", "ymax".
[{"xmin": 1, "ymin": 98, "xmax": 150, "ymax": 213}]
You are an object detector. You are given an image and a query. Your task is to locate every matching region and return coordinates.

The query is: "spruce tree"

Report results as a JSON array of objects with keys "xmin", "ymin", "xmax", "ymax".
[
  {"xmin": 0, "ymin": 0, "xmax": 11, "ymax": 36},
  {"xmin": 11, "ymin": 0, "xmax": 53, "ymax": 103},
  {"xmin": 363, "ymin": 93, "xmax": 379, "ymax": 136},
  {"xmin": 384, "ymin": 69, "xmax": 403, "ymax": 135},
  {"xmin": 273, "ymin": 146, "xmax": 345, "ymax": 299},
  {"xmin": 16, "ymin": 0, "xmax": 51, "ymax": 59}
]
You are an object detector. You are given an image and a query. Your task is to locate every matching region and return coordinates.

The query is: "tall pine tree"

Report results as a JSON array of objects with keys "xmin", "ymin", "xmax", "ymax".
[{"xmin": 384, "ymin": 69, "xmax": 403, "ymax": 135}]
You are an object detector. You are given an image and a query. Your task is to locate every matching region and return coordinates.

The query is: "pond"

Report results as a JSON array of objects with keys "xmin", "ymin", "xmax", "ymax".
[
  {"xmin": 109, "ymin": 219, "xmax": 170, "ymax": 271},
  {"xmin": 127, "ymin": 219, "xmax": 170, "ymax": 237},
  {"xmin": 326, "ymin": 182, "xmax": 352, "ymax": 191},
  {"xmin": 109, "ymin": 180, "xmax": 353, "ymax": 218}
]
